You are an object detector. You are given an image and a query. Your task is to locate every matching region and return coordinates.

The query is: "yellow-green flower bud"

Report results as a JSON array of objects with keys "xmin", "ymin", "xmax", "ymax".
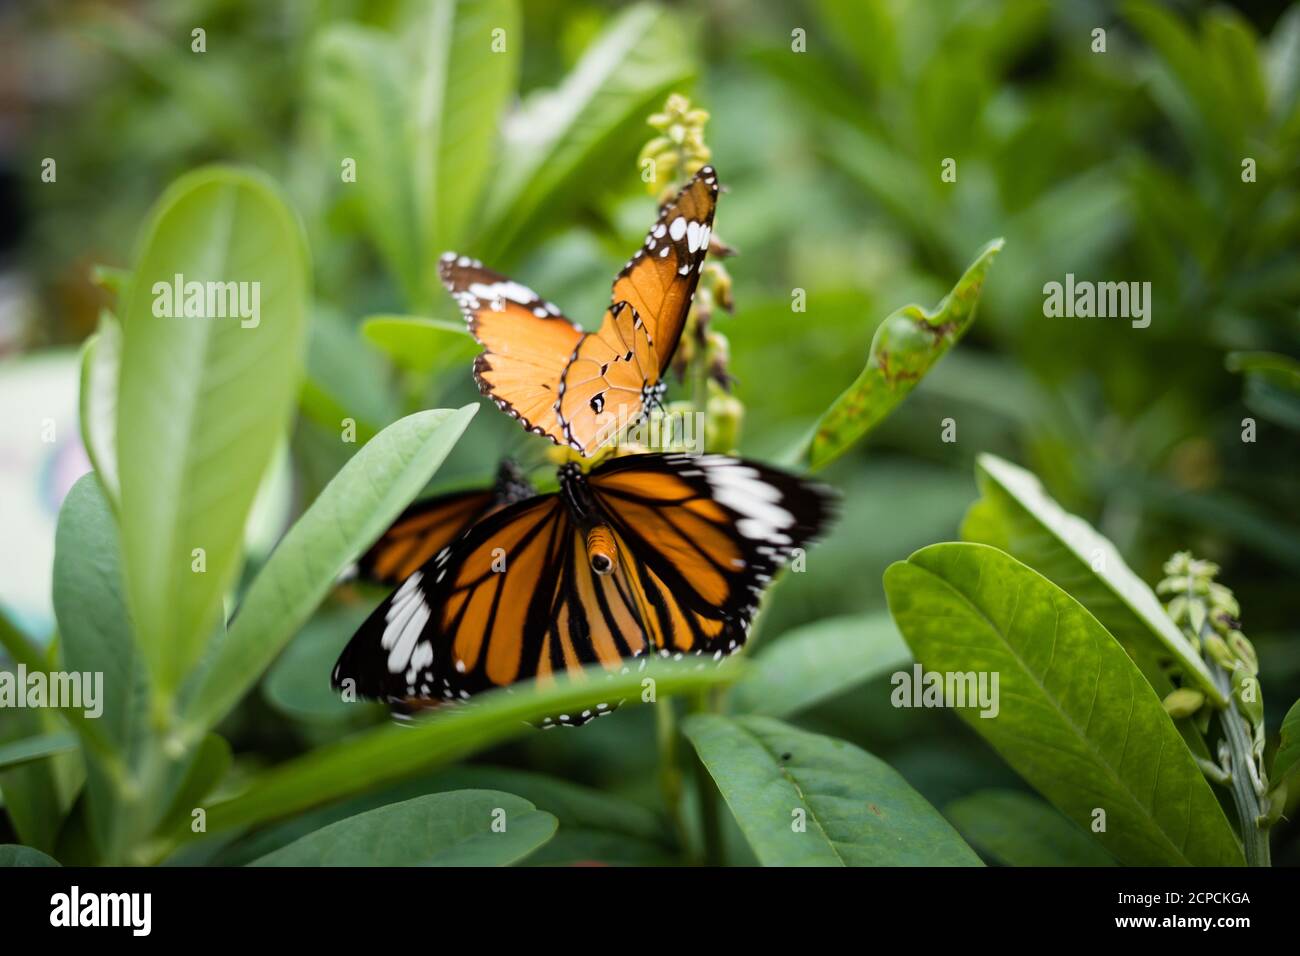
[
  {"xmin": 1202, "ymin": 633, "xmax": 1236, "ymax": 670},
  {"xmin": 706, "ymin": 387, "xmax": 744, "ymax": 454},
  {"xmin": 1165, "ymin": 595, "xmax": 1188, "ymax": 625},
  {"xmin": 1227, "ymin": 631, "xmax": 1258, "ymax": 676},
  {"xmin": 1231, "ymin": 669, "xmax": 1264, "ymax": 724},
  {"xmin": 1162, "ymin": 688, "xmax": 1205, "ymax": 719}
]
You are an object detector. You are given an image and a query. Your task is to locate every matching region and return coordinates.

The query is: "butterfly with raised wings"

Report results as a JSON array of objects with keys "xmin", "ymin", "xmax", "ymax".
[
  {"xmin": 332, "ymin": 453, "xmax": 836, "ymax": 726},
  {"xmin": 440, "ymin": 165, "xmax": 720, "ymax": 457}
]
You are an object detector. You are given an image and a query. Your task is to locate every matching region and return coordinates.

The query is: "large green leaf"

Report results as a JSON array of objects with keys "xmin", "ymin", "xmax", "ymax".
[
  {"xmin": 156, "ymin": 661, "xmax": 738, "ymax": 860},
  {"xmin": 250, "ymin": 790, "xmax": 555, "ymax": 866},
  {"xmin": 805, "ymin": 239, "xmax": 1002, "ymax": 471},
  {"xmin": 729, "ymin": 612, "xmax": 910, "ymax": 718},
  {"xmin": 54, "ymin": 475, "xmax": 150, "ymax": 860},
  {"xmin": 961, "ymin": 453, "xmax": 1222, "ymax": 705},
  {"xmin": 684, "ymin": 714, "xmax": 982, "ymax": 866},
  {"xmin": 177, "ymin": 405, "xmax": 476, "ymax": 743},
  {"xmin": 883, "ymin": 542, "xmax": 1243, "ymax": 866},
  {"xmin": 480, "ymin": 3, "xmax": 693, "ymax": 262},
  {"xmin": 116, "ymin": 166, "xmax": 310, "ymax": 708},
  {"xmin": 945, "ymin": 789, "xmax": 1117, "ymax": 866}
]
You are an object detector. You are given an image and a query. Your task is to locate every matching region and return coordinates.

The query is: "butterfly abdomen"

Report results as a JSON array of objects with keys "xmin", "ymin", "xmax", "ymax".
[{"xmin": 585, "ymin": 525, "xmax": 618, "ymax": 575}]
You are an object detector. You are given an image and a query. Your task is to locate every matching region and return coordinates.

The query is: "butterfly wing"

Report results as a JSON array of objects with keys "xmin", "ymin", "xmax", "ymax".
[
  {"xmin": 556, "ymin": 301, "xmax": 659, "ymax": 454},
  {"xmin": 331, "ymin": 449, "xmax": 835, "ymax": 724},
  {"xmin": 555, "ymin": 167, "xmax": 720, "ymax": 454},
  {"xmin": 332, "ymin": 493, "xmax": 650, "ymax": 724},
  {"xmin": 356, "ymin": 461, "xmax": 538, "ymax": 587},
  {"xmin": 439, "ymin": 253, "xmax": 582, "ymax": 443},
  {"xmin": 610, "ymin": 165, "xmax": 720, "ymax": 369},
  {"xmin": 357, "ymin": 488, "xmax": 498, "ymax": 587},
  {"xmin": 585, "ymin": 453, "xmax": 836, "ymax": 656}
]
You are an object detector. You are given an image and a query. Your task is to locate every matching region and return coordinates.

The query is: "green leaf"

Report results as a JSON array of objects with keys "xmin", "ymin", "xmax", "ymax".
[
  {"xmin": 360, "ymin": 314, "xmax": 478, "ymax": 376},
  {"xmin": 883, "ymin": 542, "xmax": 1243, "ymax": 866},
  {"xmin": 156, "ymin": 733, "xmax": 232, "ymax": 837},
  {"xmin": 262, "ymin": 605, "xmax": 379, "ymax": 723},
  {"xmin": 1226, "ymin": 350, "xmax": 1300, "ymax": 431},
  {"xmin": 53, "ymin": 474, "xmax": 149, "ymax": 859},
  {"xmin": 408, "ymin": 0, "xmax": 521, "ymax": 257},
  {"xmin": 313, "ymin": 2, "xmax": 519, "ymax": 311},
  {"xmin": 805, "ymin": 239, "xmax": 1002, "ymax": 471},
  {"xmin": 163, "ymin": 661, "xmax": 738, "ymax": 857},
  {"xmin": 313, "ymin": 25, "xmax": 427, "ymax": 309},
  {"xmin": 480, "ymin": 4, "xmax": 693, "ymax": 262},
  {"xmin": 395, "ymin": 766, "xmax": 674, "ymax": 866},
  {"xmin": 945, "ymin": 789, "xmax": 1117, "ymax": 866},
  {"xmin": 177, "ymin": 405, "xmax": 476, "ymax": 742},
  {"xmin": 423, "ymin": 765, "xmax": 668, "ymax": 845},
  {"xmin": 0, "ymin": 706, "xmax": 78, "ymax": 855},
  {"xmin": 0, "ymin": 733, "xmax": 77, "ymax": 771},
  {"xmin": 683, "ymin": 714, "xmax": 982, "ymax": 866},
  {"xmin": 116, "ymin": 166, "xmax": 310, "ymax": 708},
  {"xmin": 0, "ymin": 623, "xmax": 81, "ymax": 854},
  {"xmin": 0, "ymin": 845, "xmax": 61, "ymax": 867},
  {"xmin": 729, "ymin": 612, "xmax": 910, "ymax": 718},
  {"xmin": 1273, "ymin": 699, "xmax": 1300, "ymax": 786},
  {"xmin": 206, "ymin": 763, "xmax": 670, "ymax": 867},
  {"xmin": 78, "ymin": 309, "xmax": 122, "ymax": 509},
  {"xmin": 961, "ymin": 453, "xmax": 1222, "ymax": 705},
  {"xmin": 249, "ymin": 791, "xmax": 555, "ymax": 867}
]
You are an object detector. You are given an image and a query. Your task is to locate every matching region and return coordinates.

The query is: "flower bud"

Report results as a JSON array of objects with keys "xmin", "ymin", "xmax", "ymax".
[
  {"xmin": 1202, "ymin": 633, "xmax": 1236, "ymax": 670},
  {"xmin": 706, "ymin": 387, "xmax": 744, "ymax": 454},
  {"xmin": 1231, "ymin": 669, "xmax": 1264, "ymax": 724},
  {"xmin": 1227, "ymin": 631, "xmax": 1258, "ymax": 676},
  {"xmin": 1162, "ymin": 688, "xmax": 1205, "ymax": 719}
]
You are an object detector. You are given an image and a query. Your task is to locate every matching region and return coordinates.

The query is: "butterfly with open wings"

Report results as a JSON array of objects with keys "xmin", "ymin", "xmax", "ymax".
[
  {"xmin": 333, "ymin": 453, "xmax": 836, "ymax": 725},
  {"xmin": 439, "ymin": 165, "xmax": 720, "ymax": 457}
]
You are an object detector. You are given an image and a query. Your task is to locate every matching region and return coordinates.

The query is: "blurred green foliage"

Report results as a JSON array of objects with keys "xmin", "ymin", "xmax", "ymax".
[{"xmin": 1, "ymin": 0, "xmax": 1298, "ymax": 866}]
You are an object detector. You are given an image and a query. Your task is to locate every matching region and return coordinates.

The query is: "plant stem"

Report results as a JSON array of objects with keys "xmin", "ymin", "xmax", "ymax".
[
  {"xmin": 688, "ymin": 688, "xmax": 724, "ymax": 866},
  {"xmin": 655, "ymin": 699, "xmax": 693, "ymax": 862},
  {"xmin": 1210, "ymin": 664, "xmax": 1271, "ymax": 867}
]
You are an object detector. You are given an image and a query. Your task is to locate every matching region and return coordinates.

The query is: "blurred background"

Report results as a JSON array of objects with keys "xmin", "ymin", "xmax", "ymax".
[{"xmin": 1, "ymin": 0, "xmax": 1297, "ymax": 863}]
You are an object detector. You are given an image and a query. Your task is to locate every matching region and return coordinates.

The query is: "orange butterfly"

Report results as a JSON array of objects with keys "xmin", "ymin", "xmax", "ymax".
[
  {"xmin": 332, "ymin": 453, "xmax": 836, "ymax": 725},
  {"xmin": 440, "ymin": 166, "xmax": 720, "ymax": 456}
]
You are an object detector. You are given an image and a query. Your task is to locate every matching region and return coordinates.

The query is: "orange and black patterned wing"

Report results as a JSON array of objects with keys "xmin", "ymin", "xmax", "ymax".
[
  {"xmin": 555, "ymin": 301, "xmax": 659, "ymax": 455},
  {"xmin": 585, "ymin": 453, "xmax": 836, "ymax": 658},
  {"xmin": 439, "ymin": 253, "xmax": 582, "ymax": 444},
  {"xmin": 355, "ymin": 461, "xmax": 537, "ymax": 587},
  {"xmin": 554, "ymin": 167, "xmax": 720, "ymax": 455},
  {"xmin": 608, "ymin": 165, "xmax": 719, "ymax": 375},
  {"xmin": 332, "ymin": 492, "xmax": 651, "ymax": 725},
  {"xmin": 357, "ymin": 489, "xmax": 497, "ymax": 587}
]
